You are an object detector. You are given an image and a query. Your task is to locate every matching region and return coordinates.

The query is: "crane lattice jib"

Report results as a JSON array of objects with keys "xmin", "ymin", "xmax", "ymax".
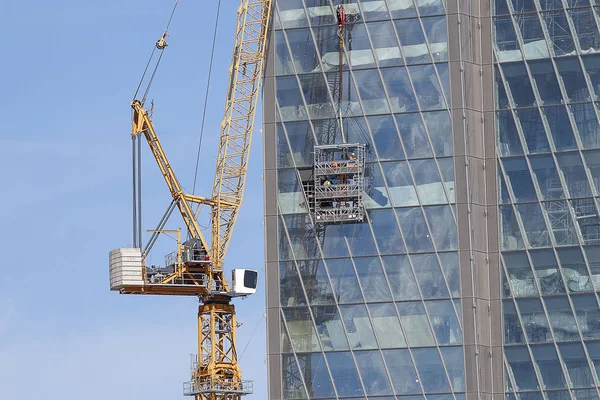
[{"xmin": 211, "ymin": 0, "xmax": 272, "ymax": 270}]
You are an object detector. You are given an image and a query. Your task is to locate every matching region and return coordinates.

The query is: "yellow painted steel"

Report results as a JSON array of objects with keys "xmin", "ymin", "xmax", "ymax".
[{"xmin": 125, "ymin": 1, "xmax": 272, "ymax": 399}]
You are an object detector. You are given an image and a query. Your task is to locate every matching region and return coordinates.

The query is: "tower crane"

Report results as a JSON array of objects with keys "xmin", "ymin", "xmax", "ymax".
[{"xmin": 108, "ymin": 1, "xmax": 272, "ymax": 399}]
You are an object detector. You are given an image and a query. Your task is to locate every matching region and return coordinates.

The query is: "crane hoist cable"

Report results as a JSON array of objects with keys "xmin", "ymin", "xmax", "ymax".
[{"xmin": 132, "ymin": 0, "xmax": 180, "ymax": 105}]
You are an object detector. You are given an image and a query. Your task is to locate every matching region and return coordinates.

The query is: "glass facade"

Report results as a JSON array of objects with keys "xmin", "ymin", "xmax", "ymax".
[
  {"xmin": 494, "ymin": 0, "xmax": 600, "ymax": 399},
  {"xmin": 271, "ymin": 1, "xmax": 463, "ymax": 399}
]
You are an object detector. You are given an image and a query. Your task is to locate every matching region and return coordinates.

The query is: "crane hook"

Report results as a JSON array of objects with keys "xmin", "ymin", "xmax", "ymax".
[{"xmin": 156, "ymin": 32, "xmax": 169, "ymax": 50}]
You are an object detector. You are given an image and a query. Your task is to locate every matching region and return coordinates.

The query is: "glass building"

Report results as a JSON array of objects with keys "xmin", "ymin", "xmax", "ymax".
[{"xmin": 262, "ymin": 1, "xmax": 600, "ymax": 400}]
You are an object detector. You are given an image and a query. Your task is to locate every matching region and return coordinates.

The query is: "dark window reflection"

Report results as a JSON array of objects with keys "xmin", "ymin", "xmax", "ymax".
[
  {"xmin": 531, "ymin": 344, "xmax": 567, "ymax": 389},
  {"xmin": 541, "ymin": 10, "xmax": 575, "ymax": 56},
  {"xmin": 498, "ymin": 111, "xmax": 524, "ymax": 156},
  {"xmin": 505, "ymin": 346, "xmax": 540, "ymax": 390},
  {"xmin": 528, "ymin": 59, "xmax": 563, "ymax": 105},
  {"xmin": 559, "ymin": 342, "xmax": 595, "ymax": 388},
  {"xmin": 502, "ymin": 62, "xmax": 536, "ymax": 107}
]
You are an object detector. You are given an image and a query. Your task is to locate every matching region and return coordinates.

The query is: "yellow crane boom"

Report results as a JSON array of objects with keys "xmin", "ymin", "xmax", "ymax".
[{"xmin": 110, "ymin": 1, "xmax": 272, "ymax": 399}]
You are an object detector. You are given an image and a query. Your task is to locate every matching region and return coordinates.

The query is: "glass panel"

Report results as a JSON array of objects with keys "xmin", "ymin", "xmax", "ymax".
[
  {"xmin": 281, "ymin": 261, "xmax": 308, "ymax": 306},
  {"xmin": 382, "ymin": 255, "xmax": 421, "ymax": 301},
  {"xmin": 297, "ymin": 353, "xmax": 337, "ymax": 399},
  {"xmin": 312, "ymin": 305, "xmax": 348, "ymax": 351},
  {"xmin": 321, "ymin": 224, "xmax": 349, "ymax": 258},
  {"xmin": 572, "ymin": 389, "xmax": 600, "ymax": 400},
  {"xmin": 354, "ymin": 257, "xmax": 392, "ymax": 302},
  {"xmin": 531, "ymin": 344, "xmax": 567, "ymax": 389},
  {"xmin": 541, "ymin": 9, "xmax": 576, "ymax": 56},
  {"xmin": 530, "ymin": 249, "xmax": 566, "ymax": 295},
  {"xmin": 572, "ymin": 294, "xmax": 600, "ymax": 339},
  {"xmin": 396, "ymin": 302, "xmax": 436, "ymax": 347},
  {"xmin": 300, "ymin": 73, "xmax": 336, "ymax": 120},
  {"xmin": 556, "ymin": 57, "xmax": 591, "ymax": 103},
  {"xmin": 395, "ymin": 113, "xmax": 434, "ymax": 159},
  {"xmin": 325, "ymin": 352, "xmax": 364, "ymax": 397},
  {"xmin": 529, "ymin": 154, "xmax": 564, "ymax": 200},
  {"xmin": 586, "ymin": 245, "xmax": 600, "ymax": 287},
  {"xmin": 558, "ymin": 247, "xmax": 594, "ymax": 293},
  {"xmin": 278, "ymin": 122, "xmax": 293, "ymax": 168},
  {"xmin": 440, "ymin": 347, "xmax": 465, "ymax": 392},
  {"xmin": 543, "ymin": 200, "xmax": 580, "ymax": 246},
  {"xmin": 410, "ymin": 159, "xmax": 447, "ymax": 205},
  {"xmin": 353, "ymin": 69, "xmax": 389, "ymax": 115},
  {"xmin": 584, "ymin": 150, "xmax": 600, "ymax": 195},
  {"xmin": 283, "ymin": 307, "xmax": 321, "ymax": 352},
  {"xmin": 500, "ymin": 168, "xmax": 512, "ymax": 204},
  {"xmin": 368, "ymin": 209, "xmax": 406, "ymax": 255},
  {"xmin": 343, "ymin": 221, "xmax": 378, "ymax": 256},
  {"xmin": 423, "ymin": 111, "xmax": 453, "ymax": 157},
  {"xmin": 505, "ymin": 346, "xmax": 540, "ymax": 391},
  {"xmin": 528, "ymin": 59, "xmax": 563, "ymax": 105},
  {"xmin": 354, "ymin": 351, "xmax": 394, "ymax": 396},
  {"xmin": 502, "ymin": 157, "xmax": 538, "ymax": 202},
  {"xmin": 497, "ymin": 66, "xmax": 511, "ymax": 108},
  {"xmin": 423, "ymin": 206, "xmax": 457, "ymax": 251},
  {"xmin": 411, "ymin": 348, "xmax": 451, "ymax": 393},
  {"xmin": 382, "ymin": 349, "xmax": 421, "ymax": 395},
  {"xmin": 543, "ymin": 106, "xmax": 578, "ymax": 151},
  {"xmin": 381, "ymin": 161, "xmax": 419, "ymax": 207},
  {"xmin": 366, "ymin": 21, "xmax": 404, "ymax": 67},
  {"xmin": 365, "ymin": 162, "xmax": 392, "ymax": 209},
  {"xmin": 556, "ymin": 152, "xmax": 593, "ymax": 198},
  {"xmin": 297, "ymin": 260, "xmax": 335, "ymax": 305},
  {"xmin": 282, "ymin": 354, "xmax": 308, "ymax": 400},
  {"xmin": 544, "ymin": 296, "xmax": 579, "ymax": 342},
  {"xmin": 570, "ymin": 103, "xmax": 600, "ymax": 150},
  {"xmin": 495, "ymin": 16, "xmax": 521, "ymax": 62},
  {"xmin": 368, "ymin": 303, "xmax": 406, "ymax": 348},
  {"xmin": 281, "ymin": 121, "xmax": 315, "ymax": 167},
  {"xmin": 425, "ymin": 300, "xmax": 462, "ymax": 345},
  {"xmin": 408, "ymin": 65, "xmax": 446, "ymax": 111},
  {"xmin": 344, "ymin": 21, "xmax": 378, "ymax": 71},
  {"xmin": 339, "ymin": 304, "xmax": 378, "ymax": 350},
  {"xmin": 570, "ymin": 7, "xmax": 600, "ymax": 54},
  {"xmin": 278, "ymin": 169, "xmax": 309, "ymax": 215},
  {"xmin": 380, "ymin": 67, "xmax": 418, "ymax": 113},
  {"xmin": 500, "ymin": 205, "xmax": 526, "ymax": 250},
  {"xmin": 583, "ymin": 55, "xmax": 600, "ymax": 99},
  {"xmin": 422, "ymin": 16, "xmax": 448, "ymax": 62},
  {"xmin": 517, "ymin": 298, "xmax": 552, "ymax": 343},
  {"xmin": 498, "ymin": 111, "xmax": 525, "ymax": 156},
  {"xmin": 558, "ymin": 342, "xmax": 595, "ymax": 388},
  {"xmin": 326, "ymin": 258, "xmax": 364, "ymax": 304},
  {"xmin": 516, "ymin": 203, "xmax": 551, "ymax": 248},
  {"xmin": 395, "ymin": 18, "xmax": 431, "ymax": 65},
  {"xmin": 277, "ymin": 29, "xmax": 320, "ymax": 75},
  {"xmin": 515, "ymin": 13, "xmax": 549, "ymax": 59},
  {"xmin": 504, "ymin": 299, "xmax": 527, "ymax": 344},
  {"xmin": 438, "ymin": 252, "xmax": 460, "ymax": 297},
  {"xmin": 368, "ymin": 115, "xmax": 404, "ymax": 161},
  {"xmin": 585, "ymin": 340, "xmax": 600, "ymax": 381},
  {"xmin": 502, "ymin": 62, "xmax": 536, "ymax": 107},
  {"xmin": 546, "ymin": 391, "xmax": 572, "ymax": 400},
  {"xmin": 503, "ymin": 251, "xmax": 538, "ymax": 297},
  {"xmin": 436, "ymin": 158, "xmax": 455, "ymax": 203},
  {"xmin": 396, "ymin": 207, "xmax": 435, "ymax": 253},
  {"xmin": 411, "ymin": 254, "xmax": 450, "ymax": 299},
  {"xmin": 517, "ymin": 108, "xmax": 551, "ymax": 154}
]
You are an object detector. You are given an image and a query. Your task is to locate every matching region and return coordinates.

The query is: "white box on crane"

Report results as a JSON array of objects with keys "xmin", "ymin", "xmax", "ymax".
[
  {"xmin": 109, "ymin": 248, "xmax": 144, "ymax": 290},
  {"xmin": 232, "ymin": 269, "xmax": 258, "ymax": 295}
]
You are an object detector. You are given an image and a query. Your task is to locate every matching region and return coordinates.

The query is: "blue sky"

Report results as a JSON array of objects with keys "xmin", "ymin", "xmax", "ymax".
[{"xmin": 0, "ymin": 1, "xmax": 267, "ymax": 399}]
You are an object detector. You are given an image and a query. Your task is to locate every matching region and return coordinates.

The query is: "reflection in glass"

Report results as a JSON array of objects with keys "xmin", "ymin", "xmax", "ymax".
[
  {"xmin": 498, "ymin": 111, "xmax": 524, "ymax": 156},
  {"xmin": 283, "ymin": 307, "xmax": 321, "ymax": 352},
  {"xmin": 368, "ymin": 115, "xmax": 404, "ymax": 161},
  {"xmin": 394, "ymin": 18, "xmax": 431, "ymax": 65},
  {"xmin": 312, "ymin": 305, "xmax": 348, "ymax": 351},
  {"xmin": 423, "ymin": 206, "xmax": 457, "ymax": 251},
  {"xmin": 505, "ymin": 346, "xmax": 540, "ymax": 391},
  {"xmin": 396, "ymin": 207, "xmax": 435, "ymax": 253},
  {"xmin": 423, "ymin": 111, "xmax": 453, "ymax": 157},
  {"xmin": 395, "ymin": 113, "xmax": 433, "ymax": 159},
  {"xmin": 542, "ymin": 201, "xmax": 579, "ymax": 246},
  {"xmin": 339, "ymin": 304, "xmax": 377, "ymax": 350},
  {"xmin": 380, "ymin": 67, "xmax": 417, "ymax": 113},
  {"xmin": 368, "ymin": 209, "xmax": 405, "ymax": 255},
  {"xmin": 572, "ymin": 294, "xmax": 600, "ymax": 340},
  {"xmin": 516, "ymin": 203, "xmax": 550, "ymax": 248},
  {"xmin": 425, "ymin": 300, "xmax": 462, "ymax": 345},
  {"xmin": 500, "ymin": 205, "xmax": 525, "ymax": 251},
  {"xmin": 558, "ymin": 247, "xmax": 594, "ymax": 293},
  {"xmin": 325, "ymin": 352, "xmax": 364, "ymax": 397},
  {"xmin": 327, "ymin": 258, "xmax": 363, "ymax": 304},
  {"xmin": 570, "ymin": 103, "xmax": 600, "ymax": 149},
  {"xmin": 503, "ymin": 251, "xmax": 538, "ymax": 297},
  {"xmin": 502, "ymin": 157, "xmax": 537, "ymax": 202},
  {"xmin": 530, "ymin": 249, "xmax": 565, "ymax": 295},
  {"xmin": 411, "ymin": 348, "xmax": 451, "ymax": 393},
  {"xmin": 298, "ymin": 353, "xmax": 336, "ymax": 399},
  {"xmin": 528, "ymin": 59, "xmax": 562, "ymax": 105},
  {"xmin": 504, "ymin": 299, "xmax": 526, "ymax": 344},
  {"xmin": 556, "ymin": 57, "xmax": 590, "ymax": 103},
  {"xmin": 280, "ymin": 261, "xmax": 307, "ymax": 307},
  {"xmin": 440, "ymin": 346, "xmax": 465, "ymax": 392},
  {"xmin": 438, "ymin": 252, "xmax": 460, "ymax": 297},
  {"xmin": 321, "ymin": 225, "xmax": 349, "ymax": 258},
  {"xmin": 368, "ymin": 303, "xmax": 406, "ymax": 348},
  {"xmin": 531, "ymin": 344, "xmax": 566, "ymax": 389},
  {"xmin": 558, "ymin": 342, "xmax": 595, "ymax": 388},
  {"xmin": 411, "ymin": 254, "xmax": 450, "ymax": 299},
  {"xmin": 517, "ymin": 298, "xmax": 551, "ymax": 343},
  {"xmin": 354, "ymin": 351, "xmax": 393, "ymax": 396},
  {"xmin": 556, "ymin": 152, "xmax": 593, "ymax": 198},
  {"xmin": 382, "ymin": 255, "xmax": 421, "ymax": 301},
  {"xmin": 408, "ymin": 65, "xmax": 446, "ymax": 111},
  {"xmin": 410, "ymin": 159, "xmax": 447, "ymax": 205},
  {"xmin": 354, "ymin": 257, "xmax": 392, "ymax": 302},
  {"xmin": 436, "ymin": 158, "xmax": 456, "ymax": 203},
  {"xmin": 501, "ymin": 62, "xmax": 536, "ymax": 107},
  {"xmin": 543, "ymin": 106, "xmax": 577, "ymax": 151},
  {"xmin": 282, "ymin": 354, "xmax": 308, "ymax": 400},
  {"xmin": 382, "ymin": 349, "xmax": 421, "ymax": 395},
  {"xmin": 529, "ymin": 155, "xmax": 564, "ymax": 200},
  {"xmin": 570, "ymin": 7, "xmax": 600, "ymax": 54},
  {"xmin": 544, "ymin": 297, "xmax": 578, "ymax": 342},
  {"xmin": 541, "ymin": 9, "xmax": 575, "ymax": 56},
  {"xmin": 396, "ymin": 302, "xmax": 436, "ymax": 347},
  {"xmin": 343, "ymin": 221, "xmax": 378, "ymax": 257}
]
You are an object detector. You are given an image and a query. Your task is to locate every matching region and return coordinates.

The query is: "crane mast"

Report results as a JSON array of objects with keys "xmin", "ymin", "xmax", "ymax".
[{"xmin": 109, "ymin": 1, "xmax": 272, "ymax": 400}]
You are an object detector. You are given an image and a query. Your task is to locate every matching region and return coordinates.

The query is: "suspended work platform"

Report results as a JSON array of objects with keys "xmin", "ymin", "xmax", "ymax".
[{"xmin": 312, "ymin": 143, "xmax": 366, "ymax": 223}]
